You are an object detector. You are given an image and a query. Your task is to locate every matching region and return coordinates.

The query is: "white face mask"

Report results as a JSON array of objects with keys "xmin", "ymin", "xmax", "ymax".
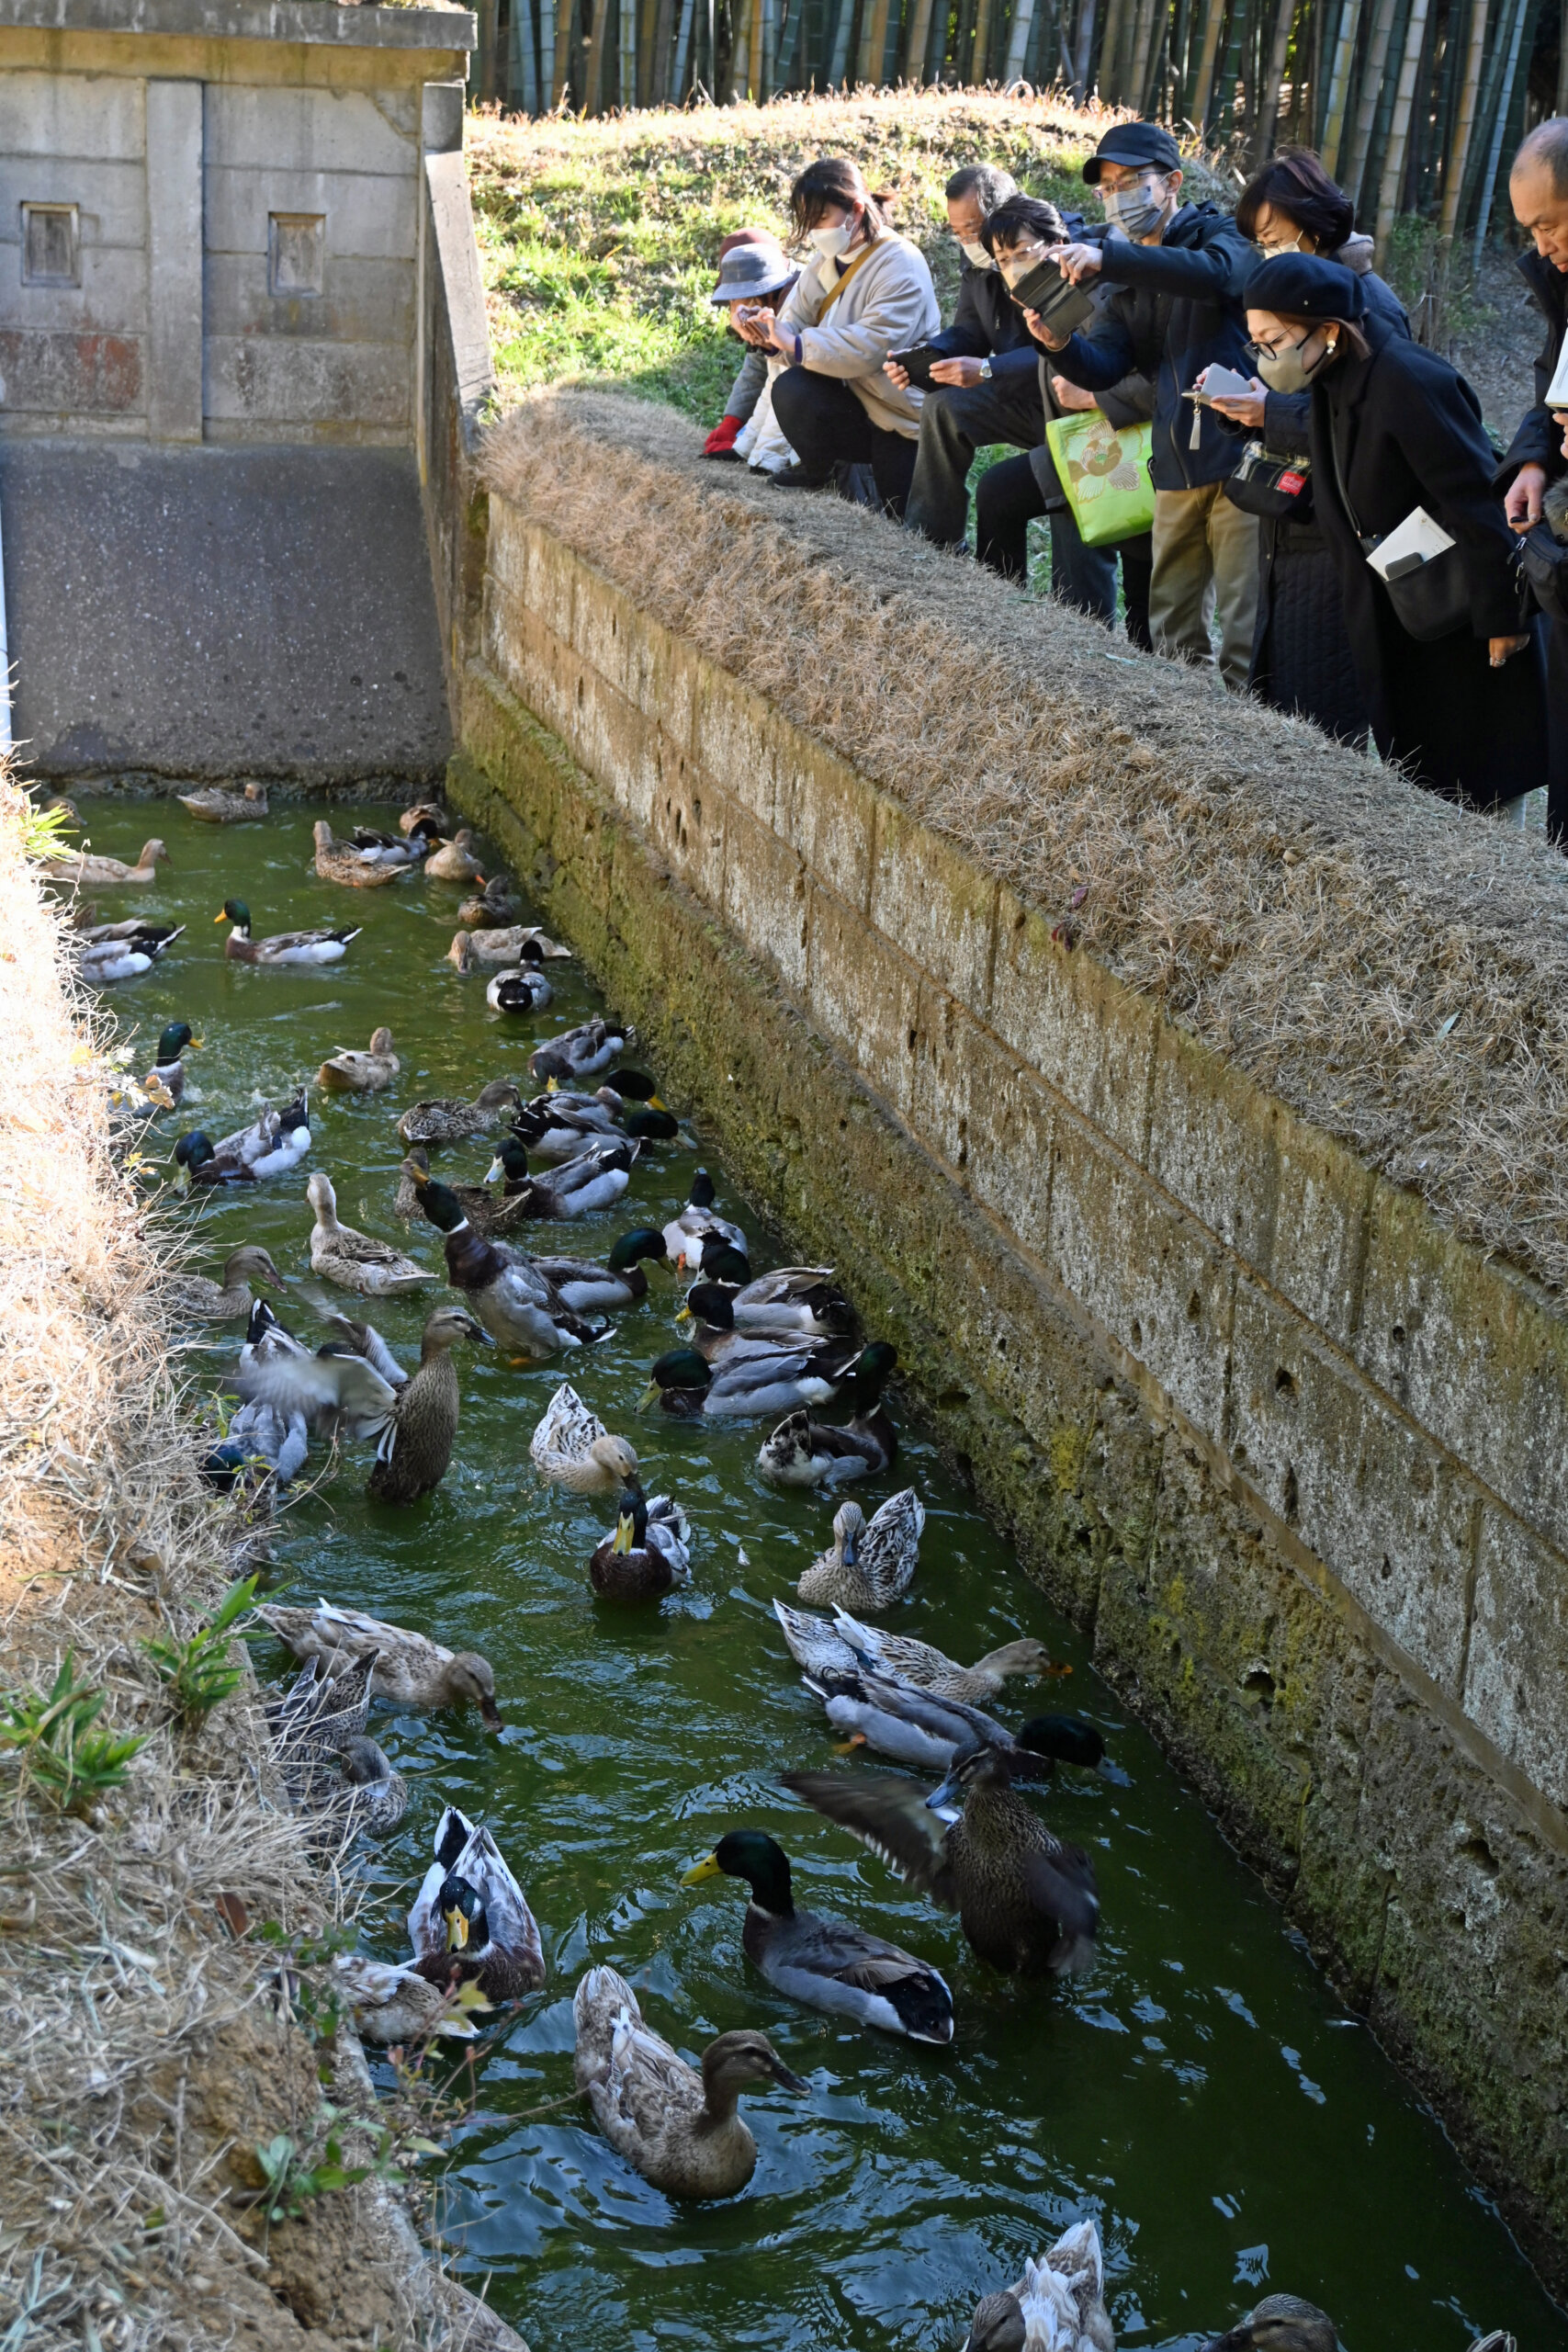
[
  {"xmin": 808, "ymin": 216, "xmax": 857, "ymax": 260},
  {"xmin": 1258, "ymin": 228, "xmax": 1309, "ymax": 258},
  {"xmin": 1101, "ymin": 176, "xmax": 1170, "ymax": 239},
  {"xmin": 997, "ymin": 241, "xmax": 1049, "ymax": 289},
  {"xmin": 959, "ymin": 238, "xmax": 994, "ymax": 270}
]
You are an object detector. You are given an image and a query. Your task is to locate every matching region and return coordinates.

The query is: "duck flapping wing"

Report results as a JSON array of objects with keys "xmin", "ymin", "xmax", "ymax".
[
  {"xmin": 781, "ymin": 1767, "xmax": 960, "ymax": 1909},
  {"xmin": 235, "ymin": 1345, "xmax": 398, "ymax": 1442}
]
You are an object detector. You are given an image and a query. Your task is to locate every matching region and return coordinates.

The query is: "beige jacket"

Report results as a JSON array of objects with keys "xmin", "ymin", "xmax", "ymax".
[{"xmin": 775, "ymin": 234, "xmax": 941, "ymax": 439}]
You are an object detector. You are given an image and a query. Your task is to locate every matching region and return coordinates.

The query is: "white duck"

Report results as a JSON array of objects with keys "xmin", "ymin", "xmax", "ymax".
[{"xmin": 529, "ymin": 1383, "xmax": 640, "ymax": 1494}]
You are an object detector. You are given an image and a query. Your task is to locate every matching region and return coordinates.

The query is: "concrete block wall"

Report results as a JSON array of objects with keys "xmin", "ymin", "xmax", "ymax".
[
  {"xmin": 454, "ymin": 497, "xmax": 1568, "ymax": 2286},
  {"xmin": 0, "ymin": 0, "xmax": 473, "ymax": 443}
]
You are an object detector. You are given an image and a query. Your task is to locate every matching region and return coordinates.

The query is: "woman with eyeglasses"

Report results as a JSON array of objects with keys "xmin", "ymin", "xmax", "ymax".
[
  {"xmin": 758, "ymin": 158, "xmax": 940, "ymax": 519},
  {"xmin": 1237, "ymin": 253, "xmax": 1543, "ymax": 813},
  {"xmin": 1199, "ymin": 151, "xmax": 1409, "ymax": 741}
]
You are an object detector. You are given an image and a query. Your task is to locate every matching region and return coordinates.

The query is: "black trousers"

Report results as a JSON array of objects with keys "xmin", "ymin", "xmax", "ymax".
[
  {"xmin": 1548, "ymin": 613, "xmax": 1568, "ymax": 844},
  {"xmin": 770, "ymin": 368, "xmax": 919, "ymax": 517},
  {"xmin": 975, "ymin": 450, "xmax": 1153, "ymax": 647}
]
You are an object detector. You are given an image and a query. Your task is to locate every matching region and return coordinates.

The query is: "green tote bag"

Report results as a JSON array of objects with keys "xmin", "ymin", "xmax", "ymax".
[{"xmin": 1043, "ymin": 412, "xmax": 1156, "ymax": 548}]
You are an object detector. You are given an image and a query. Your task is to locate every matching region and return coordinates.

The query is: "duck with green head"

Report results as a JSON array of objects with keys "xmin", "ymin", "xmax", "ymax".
[
  {"xmin": 483, "ymin": 1132, "xmax": 638, "ymax": 1220},
  {"xmin": 215, "ymin": 899, "xmax": 362, "ymax": 967},
  {"xmin": 410, "ymin": 1804, "xmax": 544, "ymax": 2002},
  {"xmin": 682, "ymin": 1828, "xmax": 953, "ymax": 2043},
  {"xmin": 645, "ymin": 1330, "xmax": 863, "ymax": 1420},
  {"xmin": 530, "ymin": 1227, "xmax": 671, "ymax": 1315},
  {"xmin": 412, "ymin": 1171, "xmax": 601, "ymax": 1358}
]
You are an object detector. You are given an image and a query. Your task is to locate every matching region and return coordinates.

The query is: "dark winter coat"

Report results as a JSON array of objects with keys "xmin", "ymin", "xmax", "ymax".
[
  {"xmin": 929, "ymin": 260, "xmax": 1038, "ymax": 379},
  {"xmin": 1247, "ymin": 257, "xmax": 1409, "ymax": 741},
  {"xmin": 1499, "ymin": 246, "xmax": 1568, "ymax": 492},
  {"xmin": 1046, "ymin": 204, "xmax": 1255, "ymax": 490},
  {"xmin": 1309, "ymin": 315, "xmax": 1545, "ymax": 808}
]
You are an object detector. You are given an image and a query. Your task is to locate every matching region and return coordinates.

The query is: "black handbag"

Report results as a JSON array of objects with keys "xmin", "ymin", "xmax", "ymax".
[
  {"xmin": 1519, "ymin": 518, "xmax": 1568, "ymax": 627},
  {"xmin": 1326, "ymin": 417, "xmax": 1471, "ymax": 642},
  {"xmin": 1224, "ymin": 439, "xmax": 1312, "ymax": 520}
]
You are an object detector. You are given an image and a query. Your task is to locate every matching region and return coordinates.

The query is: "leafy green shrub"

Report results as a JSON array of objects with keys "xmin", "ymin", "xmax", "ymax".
[
  {"xmin": 0, "ymin": 1652, "xmax": 146, "ymax": 1810},
  {"xmin": 252, "ymin": 2105, "xmax": 410, "ymax": 2226},
  {"xmin": 141, "ymin": 1574, "xmax": 257, "ymax": 1721}
]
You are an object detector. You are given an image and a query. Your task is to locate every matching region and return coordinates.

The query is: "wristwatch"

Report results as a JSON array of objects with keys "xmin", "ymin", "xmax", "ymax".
[{"xmin": 977, "ymin": 358, "xmax": 993, "ymax": 380}]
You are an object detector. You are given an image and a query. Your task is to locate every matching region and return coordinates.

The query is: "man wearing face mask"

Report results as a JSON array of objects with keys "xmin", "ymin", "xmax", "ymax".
[{"xmin": 1033, "ymin": 121, "xmax": 1258, "ymax": 691}]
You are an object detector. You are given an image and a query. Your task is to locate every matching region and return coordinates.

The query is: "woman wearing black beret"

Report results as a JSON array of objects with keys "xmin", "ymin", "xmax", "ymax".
[{"xmin": 1235, "ymin": 251, "xmax": 1544, "ymax": 812}]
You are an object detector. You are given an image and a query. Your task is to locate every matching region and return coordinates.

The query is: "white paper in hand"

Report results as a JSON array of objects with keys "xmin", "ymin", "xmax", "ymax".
[{"xmin": 1368, "ymin": 507, "xmax": 1456, "ymax": 580}]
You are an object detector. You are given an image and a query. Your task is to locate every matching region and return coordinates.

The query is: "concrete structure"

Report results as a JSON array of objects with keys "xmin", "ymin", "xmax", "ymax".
[
  {"xmin": 0, "ymin": 0, "xmax": 491, "ymax": 783},
  {"xmin": 450, "ymin": 432, "xmax": 1568, "ymax": 2290}
]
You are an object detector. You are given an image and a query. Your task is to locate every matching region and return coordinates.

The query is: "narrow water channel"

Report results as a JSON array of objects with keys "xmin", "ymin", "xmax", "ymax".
[{"xmin": 83, "ymin": 796, "xmax": 1566, "ymax": 2352}]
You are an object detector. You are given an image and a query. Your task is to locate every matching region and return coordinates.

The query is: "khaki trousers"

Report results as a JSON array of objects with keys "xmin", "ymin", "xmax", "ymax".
[{"xmin": 1149, "ymin": 482, "xmax": 1260, "ymax": 692}]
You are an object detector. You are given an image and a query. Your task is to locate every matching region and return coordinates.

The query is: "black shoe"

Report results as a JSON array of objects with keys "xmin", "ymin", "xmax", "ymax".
[
  {"xmin": 771, "ymin": 465, "xmax": 830, "ymax": 491},
  {"xmin": 702, "ymin": 447, "xmax": 742, "ymax": 462}
]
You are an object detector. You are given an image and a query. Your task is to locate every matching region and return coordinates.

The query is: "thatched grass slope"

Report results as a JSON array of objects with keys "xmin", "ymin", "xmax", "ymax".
[{"xmin": 484, "ymin": 390, "xmax": 1568, "ymax": 1297}]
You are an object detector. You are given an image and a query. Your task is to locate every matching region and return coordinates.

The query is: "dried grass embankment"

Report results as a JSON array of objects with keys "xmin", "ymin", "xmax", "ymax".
[
  {"xmin": 0, "ymin": 788, "xmax": 516, "ymax": 2352},
  {"xmin": 484, "ymin": 390, "xmax": 1568, "ymax": 1296}
]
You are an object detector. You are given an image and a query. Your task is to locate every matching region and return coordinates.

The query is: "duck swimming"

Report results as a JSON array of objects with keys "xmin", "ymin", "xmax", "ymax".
[
  {"xmin": 334, "ymin": 1955, "xmax": 491, "ymax": 2046},
  {"xmin": 410, "ymin": 1804, "xmax": 545, "ymax": 2002},
  {"xmin": 773, "ymin": 1600, "xmax": 1060, "ymax": 1706},
  {"xmin": 646, "ymin": 1334, "xmax": 862, "ymax": 1420},
  {"xmin": 528, "ymin": 1019, "xmax": 627, "ymax": 1086},
  {"xmin": 682, "ymin": 1830, "xmax": 953, "ymax": 2043},
  {"xmin": 965, "ymin": 2221, "xmax": 1116, "ymax": 2352},
  {"xmin": 513, "ymin": 1071, "xmax": 674, "ymax": 1156},
  {"xmin": 177, "ymin": 1091, "xmax": 311, "ymax": 1184},
  {"xmin": 662, "ymin": 1169, "xmax": 747, "ymax": 1268},
  {"xmin": 44, "ymin": 837, "xmax": 171, "ymax": 888},
  {"xmin": 216, "ymin": 899, "xmax": 361, "ymax": 966},
  {"xmin": 398, "ymin": 1080, "xmax": 520, "ymax": 1148},
  {"xmin": 412, "ymin": 1174, "xmax": 600, "ymax": 1358},
  {"xmin": 395, "ymin": 1147, "xmax": 533, "ymax": 1239},
  {"xmin": 307, "ymin": 1171, "xmax": 434, "ymax": 1298},
  {"xmin": 317, "ymin": 1027, "xmax": 400, "ymax": 1093},
  {"xmin": 796, "ymin": 1489, "xmax": 924, "ymax": 1611},
  {"xmin": 589, "ymin": 1482, "xmax": 692, "ymax": 1600},
  {"xmin": 447, "ymin": 923, "xmax": 570, "ymax": 969},
  {"xmin": 366, "ymin": 1306, "xmax": 491, "ymax": 1505},
  {"xmin": 484, "ymin": 1133, "xmax": 638, "ymax": 1220},
  {"xmin": 530, "ymin": 1227, "xmax": 670, "ymax": 1313},
  {"xmin": 141, "ymin": 1022, "xmax": 199, "ymax": 1109},
  {"xmin": 457, "ymin": 875, "xmax": 525, "ymax": 929},
  {"xmin": 257, "ymin": 1599, "xmax": 502, "ymax": 1728},
  {"xmin": 486, "ymin": 965, "xmax": 554, "ymax": 1013},
  {"xmin": 78, "ymin": 923, "xmax": 186, "ymax": 984},
  {"xmin": 312, "ymin": 820, "xmax": 420, "ymax": 888},
  {"xmin": 424, "ymin": 826, "xmax": 485, "ymax": 882},
  {"xmin": 755, "ymin": 1344, "xmax": 899, "ymax": 1487},
  {"xmin": 529, "ymin": 1383, "xmax": 640, "ymax": 1494},
  {"xmin": 784, "ymin": 1740, "xmax": 1100, "ymax": 1977},
  {"xmin": 572, "ymin": 1964, "xmax": 806, "ymax": 2199},
  {"xmin": 164, "ymin": 1243, "xmax": 284, "ymax": 1322},
  {"xmin": 178, "ymin": 782, "xmax": 268, "ymax": 823}
]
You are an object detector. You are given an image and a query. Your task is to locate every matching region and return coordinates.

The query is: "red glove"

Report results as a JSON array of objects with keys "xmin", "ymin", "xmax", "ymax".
[{"xmin": 703, "ymin": 415, "xmax": 742, "ymax": 459}]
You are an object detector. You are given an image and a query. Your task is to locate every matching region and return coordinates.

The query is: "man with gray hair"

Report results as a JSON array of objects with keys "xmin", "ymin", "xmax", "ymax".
[
  {"xmin": 895, "ymin": 163, "xmax": 1047, "ymax": 548},
  {"xmin": 1504, "ymin": 115, "xmax": 1568, "ymax": 841}
]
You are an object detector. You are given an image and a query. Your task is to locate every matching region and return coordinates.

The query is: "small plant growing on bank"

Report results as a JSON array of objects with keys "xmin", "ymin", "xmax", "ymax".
[
  {"xmin": 141, "ymin": 1573, "xmax": 257, "ymax": 1721},
  {"xmin": 0, "ymin": 1651, "xmax": 146, "ymax": 1811},
  {"xmin": 251, "ymin": 2103, "xmax": 411, "ymax": 2227}
]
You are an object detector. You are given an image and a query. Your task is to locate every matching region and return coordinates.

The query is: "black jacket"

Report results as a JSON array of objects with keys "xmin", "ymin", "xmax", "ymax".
[
  {"xmin": 930, "ymin": 262, "xmax": 1038, "ymax": 377},
  {"xmin": 1047, "ymin": 204, "xmax": 1255, "ymax": 491},
  {"xmin": 1310, "ymin": 314, "xmax": 1544, "ymax": 804},
  {"xmin": 1500, "ymin": 246, "xmax": 1568, "ymax": 489}
]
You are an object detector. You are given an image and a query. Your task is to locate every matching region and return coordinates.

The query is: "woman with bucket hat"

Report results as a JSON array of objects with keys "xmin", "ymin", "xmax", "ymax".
[
  {"xmin": 1031, "ymin": 120, "xmax": 1260, "ymax": 691},
  {"xmin": 1243, "ymin": 251, "xmax": 1543, "ymax": 812},
  {"xmin": 702, "ymin": 232, "xmax": 799, "ymax": 471}
]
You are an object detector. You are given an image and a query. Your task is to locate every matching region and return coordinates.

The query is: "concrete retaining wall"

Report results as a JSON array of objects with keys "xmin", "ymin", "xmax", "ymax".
[{"xmin": 452, "ymin": 493, "xmax": 1568, "ymax": 2286}]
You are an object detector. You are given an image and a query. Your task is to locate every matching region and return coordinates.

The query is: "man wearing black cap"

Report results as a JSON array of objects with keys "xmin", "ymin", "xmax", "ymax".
[{"xmin": 1032, "ymin": 119, "xmax": 1258, "ymax": 690}]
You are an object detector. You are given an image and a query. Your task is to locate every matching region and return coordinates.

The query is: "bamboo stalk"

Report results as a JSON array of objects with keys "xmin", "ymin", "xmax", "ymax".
[
  {"xmin": 859, "ymin": 0, "xmax": 894, "ymax": 78},
  {"xmin": 671, "ymin": 0, "xmax": 696, "ymax": 87},
  {"xmin": 970, "ymin": 0, "xmax": 998, "ymax": 77},
  {"xmin": 620, "ymin": 0, "xmax": 638, "ymax": 102},
  {"xmin": 1372, "ymin": 0, "xmax": 1430, "ymax": 253},
  {"xmin": 515, "ymin": 0, "xmax": 539, "ymax": 107},
  {"xmin": 827, "ymin": 0, "xmax": 854, "ymax": 81},
  {"xmin": 905, "ymin": 0, "xmax": 939, "ymax": 76},
  {"xmin": 1437, "ymin": 0, "xmax": 1484, "ymax": 229},
  {"xmin": 1005, "ymin": 0, "xmax": 1038, "ymax": 76},
  {"xmin": 1472, "ymin": 0, "xmax": 1530, "ymax": 266},
  {"xmin": 1559, "ymin": 0, "xmax": 1568, "ymax": 115},
  {"xmin": 1341, "ymin": 0, "xmax": 1403, "ymax": 215},
  {"xmin": 1317, "ymin": 0, "xmax": 1358, "ymax": 167},
  {"xmin": 1188, "ymin": 0, "xmax": 1228, "ymax": 127},
  {"xmin": 1252, "ymin": 0, "xmax": 1295, "ymax": 158},
  {"xmin": 1125, "ymin": 0, "xmax": 1161, "ymax": 108},
  {"xmin": 1070, "ymin": 0, "xmax": 1099, "ymax": 91},
  {"xmin": 761, "ymin": 0, "xmax": 777, "ymax": 87}
]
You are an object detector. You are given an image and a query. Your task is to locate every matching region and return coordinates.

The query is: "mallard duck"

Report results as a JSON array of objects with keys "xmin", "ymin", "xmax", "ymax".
[
  {"xmin": 487, "ymin": 965, "xmax": 554, "ymax": 1013},
  {"xmin": 331, "ymin": 1735, "xmax": 410, "ymax": 1836},
  {"xmin": 410, "ymin": 1804, "xmax": 545, "ymax": 2001},
  {"xmin": 272, "ymin": 1648, "xmax": 378, "ymax": 1752},
  {"xmin": 398, "ymin": 1080, "xmax": 520, "ymax": 1148},
  {"xmin": 678, "ymin": 1281, "xmax": 853, "ymax": 1363},
  {"xmin": 165, "ymin": 1244, "xmax": 284, "ymax": 1322},
  {"xmin": 235, "ymin": 1320, "xmax": 401, "ymax": 1442},
  {"xmin": 412, "ymin": 1176, "xmax": 598, "ymax": 1357},
  {"xmin": 529, "ymin": 1384, "xmax": 640, "ymax": 1493},
  {"xmin": 333, "ymin": 1955, "xmax": 491, "ymax": 2045},
  {"xmin": 773, "ymin": 1600, "xmax": 1063, "ymax": 1705},
  {"xmin": 572, "ymin": 1964, "xmax": 806, "ymax": 2199},
  {"xmin": 307, "ymin": 1171, "xmax": 434, "ymax": 1297},
  {"xmin": 180, "ymin": 1091, "xmax": 311, "ymax": 1183},
  {"xmin": 682, "ymin": 1830, "xmax": 953, "ymax": 2043},
  {"xmin": 43, "ymin": 838, "xmax": 171, "ymax": 887},
  {"xmin": 799, "ymin": 1669, "xmax": 1097, "ymax": 1780},
  {"xmin": 1202, "ymin": 2300, "xmax": 1340, "ymax": 2352},
  {"xmin": 688, "ymin": 1269, "xmax": 853, "ymax": 1340},
  {"xmin": 530, "ymin": 1228, "xmax": 669, "ymax": 1312},
  {"xmin": 447, "ymin": 923, "xmax": 569, "ymax": 969},
  {"xmin": 394, "ymin": 1148, "xmax": 535, "ymax": 1238},
  {"xmin": 797, "ymin": 1489, "xmax": 924, "ymax": 1610},
  {"xmin": 646, "ymin": 1336, "xmax": 862, "ymax": 1421},
  {"xmin": 317, "ymin": 1312, "xmax": 407, "ymax": 1387},
  {"xmin": 178, "ymin": 782, "xmax": 268, "ymax": 822},
  {"xmin": 312, "ymin": 820, "xmax": 415, "ymax": 888},
  {"xmin": 425, "ymin": 827, "xmax": 485, "ymax": 882},
  {"xmin": 201, "ymin": 1394, "xmax": 310, "ymax": 1490},
  {"xmin": 589, "ymin": 1482, "xmax": 691, "ymax": 1600},
  {"xmin": 238, "ymin": 1295, "xmax": 312, "ymax": 1374},
  {"xmin": 366, "ymin": 1306, "xmax": 491, "ymax": 1504},
  {"xmin": 755, "ymin": 1346, "xmax": 899, "ymax": 1487},
  {"xmin": 483, "ymin": 1134, "xmax": 638, "ymax": 1220},
  {"xmin": 217, "ymin": 899, "xmax": 361, "ymax": 966},
  {"xmin": 528, "ymin": 1020, "xmax": 629, "ymax": 1086},
  {"xmin": 966, "ymin": 2222, "xmax": 1116, "ymax": 2352},
  {"xmin": 143, "ymin": 1022, "xmax": 199, "ymax": 1109},
  {"xmin": 400, "ymin": 800, "xmax": 450, "ymax": 835},
  {"xmin": 513, "ymin": 1073, "xmax": 674, "ymax": 1157},
  {"xmin": 458, "ymin": 874, "xmax": 524, "ymax": 929},
  {"xmin": 256, "ymin": 1599, "xmax": 502, "ymax": 1727},
  {"xmin": 78, "ymin": 923, "xmax": 186, "ymax": 984},
  {"xmin": 352, "ymin": 819, "xmax": 439, "ymax": 859},
  {"xmin": 784, "ymin": 1741, "xmax": 1100, "ymax": 1976},
  {"xmin": 317, "ymin": 1026, "xmax": 399, "ymax": 1093},
  {"xmin": 661, "ymin": 1170, "xmax": 747, "ymax": 1269}
]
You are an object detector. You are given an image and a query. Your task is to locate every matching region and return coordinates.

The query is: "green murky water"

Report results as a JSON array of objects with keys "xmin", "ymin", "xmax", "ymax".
[{"xmin": 75, "ymin": 797, "xmax": 1566, "ymax": 2352}]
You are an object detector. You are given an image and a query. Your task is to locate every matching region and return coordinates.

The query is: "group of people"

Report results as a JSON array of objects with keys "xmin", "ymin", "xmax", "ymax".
[{"xmin": 700, "ymin": 119, "xmax": 1568, "ymax": 840}]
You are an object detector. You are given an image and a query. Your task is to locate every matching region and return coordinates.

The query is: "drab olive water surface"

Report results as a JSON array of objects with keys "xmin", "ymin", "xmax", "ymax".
[{"xmin": 95, "ymin": 800, "xmax": 1565, "ymax": 2352}]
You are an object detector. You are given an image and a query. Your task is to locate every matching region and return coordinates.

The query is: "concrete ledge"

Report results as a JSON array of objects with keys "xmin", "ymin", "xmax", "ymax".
[
  {"xmin": 454, "ymin": 493, "xmax": 1568, "ymax": 2288},
  {"xmin": 0, "ymin": 0, "xmax": 477, "ymax": 50}
]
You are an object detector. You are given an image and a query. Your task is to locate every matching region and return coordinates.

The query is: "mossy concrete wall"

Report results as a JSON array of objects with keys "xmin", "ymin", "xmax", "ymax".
[{"xmin": 451, "ymin": 495, "xmax": 1568, "ymax": 2286}]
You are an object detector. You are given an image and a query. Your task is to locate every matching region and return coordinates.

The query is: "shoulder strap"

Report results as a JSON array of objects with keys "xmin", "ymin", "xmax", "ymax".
[
  {"xmin": 1324, "ymin": 402, "xmax": 1370, "ymax": 546},
  {"xmin": 817, "ymin": 239, "xmax": 883, "ymax": 318}
]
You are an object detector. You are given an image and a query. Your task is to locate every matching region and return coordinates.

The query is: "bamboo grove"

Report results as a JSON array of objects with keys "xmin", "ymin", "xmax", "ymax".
[{"xmin": 472, "ymin": 0, "xmax": 1567, "ymax": 266}]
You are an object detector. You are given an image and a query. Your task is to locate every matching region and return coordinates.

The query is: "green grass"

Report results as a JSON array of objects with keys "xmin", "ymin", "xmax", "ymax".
[{"xmin": 468, "ymin": 90, "xmax": 1146, "ymax": 421}]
